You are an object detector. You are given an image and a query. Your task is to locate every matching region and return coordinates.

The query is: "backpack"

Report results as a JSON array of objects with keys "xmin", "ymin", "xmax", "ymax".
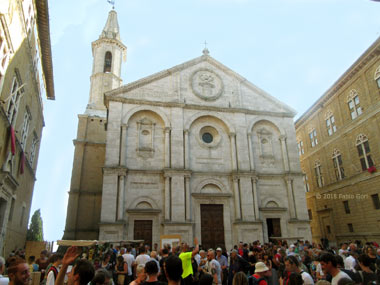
[
  {"xmin": 248, "ymin": 275, "xmax": 265, "ymax": 285},
  {"xmin": 47, "ymin": 266, "xmax": 59, "ymax": 280},
  {"xmin": 41, "ymin": 266, "xmax": 58, "ymax": 285}
]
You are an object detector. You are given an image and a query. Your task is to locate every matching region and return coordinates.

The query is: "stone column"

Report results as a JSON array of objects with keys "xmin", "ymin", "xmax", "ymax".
[
  {"xmin": 119, "ymin": 125, "xmax": 128, "ymax": 166},
  {"xmin": 165, "ymin": 127, "xmax": 171, "ymax": 168},
  {"xmin": 185, "ymin": 176, "xmax": 191, "ymax": 220},
  {"xmin": 184, "ymin": 129, "xmax": 189, "ymax": 169},
  {"xmin": 247, "ymin": 132, "xmax": 255, "ymax": 171},
  {"xmin": 251, "ymin": 177, "xmax": 260, "ymax": 220},
  {"xmin": 286, "ymin": 177, "xmax": 296, "ymax": 219},
  {"xmin": 233, "ymin": 176, "xmax": 241, "ymax": 220},
  {"xmin": 165, "ymin": 176, "xmax": 171, "ymax": 220},
  {"xmin": 117, "ymin": 175, "xmax": 125, "ymax": 220},
  {"xmin": 230, "ymin": 133, "xmax": 237, "ymax": 170},
  {"xmin": 280, "ymin": 135, "xmax": 289, "ymax": 172}
]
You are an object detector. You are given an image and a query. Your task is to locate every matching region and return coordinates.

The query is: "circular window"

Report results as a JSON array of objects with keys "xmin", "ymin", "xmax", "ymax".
[
  {"xmin": 202, "ymin": 132, "xmax": 213, "ymax": 143},
  {"xmin": 198, "ymin": 126, "xmax": 221, "ymax": 148}
]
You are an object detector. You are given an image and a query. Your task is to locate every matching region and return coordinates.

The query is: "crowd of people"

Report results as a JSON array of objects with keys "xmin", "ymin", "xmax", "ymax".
[{"xmin": 0, "ymin": 239, "xmax": 379, "ymax": 285}]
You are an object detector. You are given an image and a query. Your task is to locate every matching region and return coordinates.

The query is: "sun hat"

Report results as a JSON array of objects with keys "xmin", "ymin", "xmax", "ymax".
[{"xmin": 255, "ymin": 262, "xmax": 269, "ymax": 273}]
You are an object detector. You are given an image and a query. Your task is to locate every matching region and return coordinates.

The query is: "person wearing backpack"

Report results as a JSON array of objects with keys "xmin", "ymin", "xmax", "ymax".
[
  {"xmin": 248, "ymin": 262, "xmax": 270, "ymax": 285},
  {"xmin": 46, "ymin": 253, "xmax": 63, "ymax": 285}
]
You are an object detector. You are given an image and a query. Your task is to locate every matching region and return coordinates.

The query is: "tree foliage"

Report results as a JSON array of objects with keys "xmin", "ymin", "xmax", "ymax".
[{"xmin": 26, "ymin": 209, "xmax": 44, "ymax": 241}]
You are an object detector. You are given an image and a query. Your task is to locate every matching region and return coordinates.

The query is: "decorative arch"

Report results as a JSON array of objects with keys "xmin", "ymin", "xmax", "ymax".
[
  {"xmin": 356, "ymin": 133, "xmax": 368, "ymax": 145},
  {"xmin": 122, "ymin": 105, "xmax": 170, "ymax": 128},
  {"xmin": 261, "ymin": 197, "xmax": 283, "ymax": 208},
  {"xmin": 347, "ymin": 89, "xmax": 359, "ymax": 102},
  {"xmin": 129, "ymin": 196, "xmax": 160, "ymax": 210},
  {"xmin": 184, "ymin": 111, "xmax": 235, "ymax": 133},
  {"xmin": 195, "ymin": 178, "xmax": 227, "ymax": 193},
  {"xmin": 265, "ymin": 200, "xmax": 280, "ymax": 208},
  {"xmin": 248, "ymin": 118, "xmax": 285, "ymax": 136}
]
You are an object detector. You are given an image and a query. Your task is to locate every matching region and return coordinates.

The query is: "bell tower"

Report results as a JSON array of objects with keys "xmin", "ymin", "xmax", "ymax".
[
  {"xmin": 63, "ymin": 9, "xmax": 126, "ymax": 240},
  {"xmin": 86, "ymin": 9, "xmax": 126, "ymax": 116}
]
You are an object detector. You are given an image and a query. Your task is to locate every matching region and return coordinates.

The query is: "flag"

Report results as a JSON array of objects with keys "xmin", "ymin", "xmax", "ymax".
[
  {"xmin": 10, "ymin": 126, "xmax": 16, "ymax": 155},
  {"xmin": 19, "ymin": 151, "xmax": 25, "ymax": 174},
  {"xmin": 107, "ymin": 0, "xmax": 115, "ymax": 5}
]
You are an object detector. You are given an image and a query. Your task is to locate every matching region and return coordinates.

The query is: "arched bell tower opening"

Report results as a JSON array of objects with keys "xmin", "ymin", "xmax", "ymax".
[{"xmin": 104, "ymin": 51, "xmax": 112, "ymax": 73}]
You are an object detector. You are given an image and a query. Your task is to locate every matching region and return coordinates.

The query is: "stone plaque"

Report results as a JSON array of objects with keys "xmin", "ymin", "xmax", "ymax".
[{"xmin": 191, "ymin": 69, "xmax": 223, "ymax": 101}]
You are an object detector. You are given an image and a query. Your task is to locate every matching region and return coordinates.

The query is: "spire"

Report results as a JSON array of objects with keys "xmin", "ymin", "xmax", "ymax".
[{"xmin": 100, "ymin": 10, "xmax": 120, "ymax": 40}]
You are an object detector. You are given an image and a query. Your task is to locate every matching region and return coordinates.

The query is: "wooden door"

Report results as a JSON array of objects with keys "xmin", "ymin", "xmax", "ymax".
[
  {"xmin": 134, "ymin": 220, "xmax": 152, "ymax": 248},
  {"xmin": 267, "ymin": 218, "xmax": 282, "ymax": 239},
  {"xmin": 201, "ymin": 204, "xmax": 225, "ymax": 250}
]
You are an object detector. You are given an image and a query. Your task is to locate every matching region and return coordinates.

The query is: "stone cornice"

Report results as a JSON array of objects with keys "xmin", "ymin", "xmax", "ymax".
[
  {"xmin": 126, "ymin": 208, "xmax": 161, "ymax": 214},
  {"xmin": 259, "ymin": 207, "xmax": 287, "ymax": 212},
  {"xmin": 73, "ymin": 139, "xmax": 106, "ymax": 147},
  {"xmin": 69, "ymin": 189, "xmax": 101, "ymax": 196},
  {"xmin": 162, "ymin": 221, "xmax": 194, "ymax": 226},
  {"xmin": 92, "ymin": 37, "xmax": 127, "ymax": 51},
  {"xmin": 104, "ymin": 97, "xmax": 294, "ymax": 118},
  {"xmin": 192, "ymin": 193, "xmax": 232, "ymax": 198},
  {"xmin": 103, "ymin": 166, "xmax": 128, "ymax": 176},
  {"xmin": 164, "ymin": 168, "xmax": 192, "ymax": 177},
  {"xmin": 233, "ymin": 220, "xmax": 263, "ymax": 225},
  {"xmin": 35, "ymin": 0, "xmax": 55, "ymax": 99},
  {"xmin": 295, "ymin": 36, "xmax": 380, "ymax": 128}
]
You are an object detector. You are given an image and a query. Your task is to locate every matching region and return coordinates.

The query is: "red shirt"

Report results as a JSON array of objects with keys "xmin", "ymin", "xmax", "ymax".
[{"xmin": 252, "ymin": 274, "xmax": 267, "ymax": 285}]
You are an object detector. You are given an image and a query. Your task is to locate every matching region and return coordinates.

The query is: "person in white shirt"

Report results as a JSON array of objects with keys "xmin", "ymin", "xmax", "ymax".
[
  {"xmin": 284, "ymin": 256, "xmax": 314, "ymax": 285},
  {"xmin": 135, "ymin": 247, "xmax": 150, "ymax": 266},
  {"xmin": 122, "ymin": 247, "xmax": 135, "ymax": 283},
  {"xmin": 344, "ymin": 253, "xmax": 357, "ymax": 272},
  {"xmin": 46, "ymin": 253, "xmax": 63, "ymax": 285},
  {"xmin": 319, "ymin": 252, "xmax": 352, "ymax": 285},
  {"xmin": 0, "ymin": 256, "xmax": 9, "ymax": 285},
  {"xmin": 338, "ymin": 243, "xmax": 348, "ymax": 261}
]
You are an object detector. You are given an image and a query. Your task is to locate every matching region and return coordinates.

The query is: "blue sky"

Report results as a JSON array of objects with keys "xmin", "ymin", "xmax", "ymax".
[{"xmin": 30, "ymin": 0, "xmax": 380, "ymax": 241}]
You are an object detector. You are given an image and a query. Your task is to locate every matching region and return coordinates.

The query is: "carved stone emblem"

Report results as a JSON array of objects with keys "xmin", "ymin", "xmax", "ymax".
[{"xmin": 191, "ymin": 69, "xmax": 223, "ymax": 101}]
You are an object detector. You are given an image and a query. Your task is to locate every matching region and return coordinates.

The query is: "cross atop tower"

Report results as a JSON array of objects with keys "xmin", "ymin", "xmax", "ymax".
[
  {"xmin": 107, "ymin": 0, "xmax": 115, "ymax": 9},
  {"xmin": 202, "ymin": 40, "xmax": 210, "ymax": 56}
]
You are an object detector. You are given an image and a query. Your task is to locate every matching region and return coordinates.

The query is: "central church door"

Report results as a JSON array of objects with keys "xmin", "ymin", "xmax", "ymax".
[
  {"xmin": 134, "ymin": 220, "xmax": 152, "ymax": 248},
  {"xmin": 201, "ymin": 204, "xmax": 225, "ymax": 250}
]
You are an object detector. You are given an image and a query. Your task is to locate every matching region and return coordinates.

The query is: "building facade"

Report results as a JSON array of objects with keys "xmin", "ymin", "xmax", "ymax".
[
  {"xmin": 295, "ymin": 37, "xmax": 380, "ymax": 246},
  {"xmin": 63, "ymin": 10, "xmax": 311, "ymax": 249},
  {"xmin": 0, "ymin": 0, "xmax": 54, "ymax": 255}
]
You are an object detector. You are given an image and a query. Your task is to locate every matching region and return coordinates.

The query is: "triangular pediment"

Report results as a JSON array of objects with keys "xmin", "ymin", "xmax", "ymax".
[{"xmin": 105, "ymin": 54, "xmax": 296, "ymax": 116}]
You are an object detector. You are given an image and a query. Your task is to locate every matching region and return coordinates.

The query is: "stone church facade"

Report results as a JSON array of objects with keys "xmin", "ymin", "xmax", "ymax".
[{"xmin": 63, "ymin": 10, "xmax": 311, "ymax": 249}]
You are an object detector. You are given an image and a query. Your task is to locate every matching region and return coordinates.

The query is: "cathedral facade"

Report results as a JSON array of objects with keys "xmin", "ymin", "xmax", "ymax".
[{"xmin": 63, "ymin": 10, "xmax": 311, "ymax": 249}]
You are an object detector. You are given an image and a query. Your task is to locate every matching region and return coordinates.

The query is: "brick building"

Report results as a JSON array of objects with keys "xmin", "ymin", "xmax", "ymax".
[
  {"xmin": 295, "ymin": 37, "xmax": 380, "ymax": 246},
  {"xmin": 0, "ymin": 0, "xmax": 54, "ymax": 255}
]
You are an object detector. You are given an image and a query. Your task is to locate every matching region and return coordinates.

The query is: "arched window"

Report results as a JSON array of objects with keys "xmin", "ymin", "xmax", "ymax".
[
  {"xmin": 356, "ymin": 134, "xmax": 374, "ymax": 170},
  {"xmin": 104, "ymin": 51, "xmax": 112, "ymax": 72},
  {"xmin": 332, "ymin": 149, "xmax": 345, "ymax": 181},
  {"xmin": 347, "ymin": 89, "xmax": 362, "ymax": 120},
  {"xmin": 374, "ymin": 65, "xmax": 380, "ymax": 88},
  {"xmin": 314, "ymin": 160, "xmax": 324, "ymax": 188}
]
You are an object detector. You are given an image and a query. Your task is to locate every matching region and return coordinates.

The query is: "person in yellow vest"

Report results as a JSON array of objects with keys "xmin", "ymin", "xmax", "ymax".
[{"xmin": 179, "ymin": 237, "xmax": 199, "ymax": 285}]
